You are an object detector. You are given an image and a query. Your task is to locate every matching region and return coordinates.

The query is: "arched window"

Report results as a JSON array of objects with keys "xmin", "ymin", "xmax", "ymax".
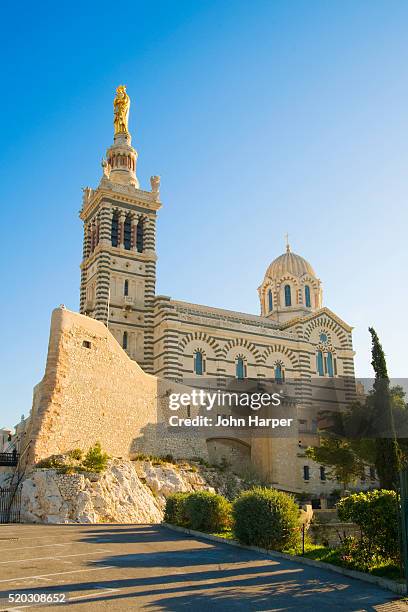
[
  {"xmin": 236, "ymin": 357, "xmax": 245, "ymax": 380},
  {"xmin": 136, "ymin": 219, "xmax": 144, "ymax": 252},
  {"xmin": 268, "ymin": 289, "xmax": 273, "ymax": 312},
  {"xmin": 305, "ymin": 285, "xmax": 311, "ymax": 308},
  {"xmin": 326, "ymin": 352, "xmax": 334, "ymax": 377},
  {"xmin": 275, "ymin": 364, "xmax": 284, "ymax": 383},
  {"xmin": 111, "ymin": 211, "xmax": 119, "ymax": 247},
  {"xmin": 317, "ymin": 350, "xmax": 324, "ymax": 376},
  {"xmin": 284, "ymin": 285, "xmax": 291, "ymax": 307},
  {"xmin": 194, "ymin": 351, "xmax": 204, "ymax": 375},
  {"xmin": 124, "ymin": 279, "xmax": 129, "ymax": 296},
  {"xmin": 122, "ymin": 331, "xmax": 128, "ymax": 350},
  {"xmin": 124, "ymin": 215, "xmax": 132, "ymax": 250}
]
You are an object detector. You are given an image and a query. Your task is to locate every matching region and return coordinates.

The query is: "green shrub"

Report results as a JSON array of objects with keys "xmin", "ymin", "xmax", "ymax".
[
  {"xmin": 337, "ymin": 489, "xmax": 399, "ymax": 562},
  {"xmin": 184, "ymin": 491, "xmax": 232, "ymax": 532},
  {"xmin": 131, "ymin": 452, "xmax": 151, "ymax": 461},
  {"xmin": 82, "ymin": 442, "xmax": 109, "ymax": 473},
  {"xmin": 67, "ymin": 448, "xmax": 83, "ymax": 461},
  {"xmin": 164, "ymin": 492, "xmax": 190, "ymax": 526},
  {"xmin": 36, "ymin": 456, "xmax": 65, "ymax": 470},
  {"xmin": 132, "ymin": 452, "xmax": 176, "ymax": 465},
  {"xmin": 191, "ymin": 457, "xmax": 211, "ymax": 467},
  {"xmin": 232, "ymin": 487, "xmax": 300, "ymax": 550}
]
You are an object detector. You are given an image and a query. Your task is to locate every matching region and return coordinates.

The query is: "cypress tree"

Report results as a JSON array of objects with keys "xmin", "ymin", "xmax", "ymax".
[{"xmin": 369, "ymin": 327, "xmax": 401, "ymax": 490}]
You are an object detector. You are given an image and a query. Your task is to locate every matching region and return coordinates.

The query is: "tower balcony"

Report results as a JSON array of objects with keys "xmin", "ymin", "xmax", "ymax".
[{"xmin": 122, "ymin": 296, "xmax": 134, "ymax": 310}]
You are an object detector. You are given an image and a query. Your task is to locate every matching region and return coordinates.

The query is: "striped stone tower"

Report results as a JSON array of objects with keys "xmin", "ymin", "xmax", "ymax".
[{"xmin": 79, "ymin": 86, "xmax": 162, "ymax": 372}]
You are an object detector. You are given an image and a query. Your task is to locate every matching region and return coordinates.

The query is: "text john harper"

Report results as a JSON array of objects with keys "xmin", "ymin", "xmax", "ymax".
[{"xmin": 168, "ymin": 414, "xmax": 294, "ymax": 429}]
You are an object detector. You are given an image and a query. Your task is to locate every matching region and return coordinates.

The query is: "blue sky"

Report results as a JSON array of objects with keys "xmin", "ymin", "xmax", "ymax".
[{"xmin": 1, "ymin": 0, "xmax": 407, "ymax": 428}]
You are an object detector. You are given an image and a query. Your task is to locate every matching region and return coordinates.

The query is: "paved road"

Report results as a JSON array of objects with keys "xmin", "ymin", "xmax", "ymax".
[{"xmin": 0, "ymin": 524, "xmax": 405, "ymax": 611}]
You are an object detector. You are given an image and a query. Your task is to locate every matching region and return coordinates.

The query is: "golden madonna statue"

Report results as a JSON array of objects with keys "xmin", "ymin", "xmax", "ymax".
[{"xmin": 113, "ymin": 85, "xmax": 130, "ymax": 135}]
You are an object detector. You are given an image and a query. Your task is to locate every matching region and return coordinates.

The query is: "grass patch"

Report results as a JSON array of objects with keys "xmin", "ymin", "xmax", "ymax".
[
  {"xmin": 210, "ymin": 529, "xmax": 234, "ymax": 539},
  {"xmin": 369, "ymin": 561, "xmax": 401, "ymax": 581},
  {"xmin": 131, "ymin": 452, "xmax": 177, "ymax": 466},
  {"xmin": 285, "ymin": 544, "xmax": 401, "ymax": 580}
]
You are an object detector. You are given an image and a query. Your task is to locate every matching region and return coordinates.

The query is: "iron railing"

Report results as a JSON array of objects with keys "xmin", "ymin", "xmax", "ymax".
[
  {"xmin": 0, "ymin": 486, "xmax": 21, "ymax": 523},
  {"xmin": 0, "ymin": 452, "xmax": 19, "ymax": 466}
]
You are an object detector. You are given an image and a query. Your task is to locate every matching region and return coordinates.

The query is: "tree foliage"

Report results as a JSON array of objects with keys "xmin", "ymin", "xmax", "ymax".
[
  {"xmin": 306, "ymin": 435, "xmax": 367, "ymax": 488},
  {"xmin": 338, "ymin": 489, "xmax": 400, "ymax": 563},
  {"xmin": 368, "ymin": 327, "xmax": 401, "ymax": 490},
  {"xmin": 307, "ymin": 329, "xmax": 407, "ymax": 491},
  {"xmin": 82, "ymin": 441, "xmax": 109, "ymax": 473}
]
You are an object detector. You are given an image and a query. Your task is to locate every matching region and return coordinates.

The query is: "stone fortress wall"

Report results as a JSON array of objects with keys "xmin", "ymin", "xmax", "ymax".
[{"xmin": 23, "ymin": 307, "xmax": 208, "ymax": 466}]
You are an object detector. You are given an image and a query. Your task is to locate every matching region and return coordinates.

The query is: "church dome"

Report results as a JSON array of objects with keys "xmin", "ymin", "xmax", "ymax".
[{"xmin": 265, "ymin": 245, "xmax": 316, "ymax": 279}]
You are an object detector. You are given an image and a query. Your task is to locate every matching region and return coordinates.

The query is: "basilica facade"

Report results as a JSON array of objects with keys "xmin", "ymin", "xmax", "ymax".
[{"xmin": 79, "ymin": 87, "xmax": 358, "ymax": 493}]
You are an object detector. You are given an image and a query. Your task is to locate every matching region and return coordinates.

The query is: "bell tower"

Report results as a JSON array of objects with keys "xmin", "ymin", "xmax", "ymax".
[{"xmin": 79, "ymin": 86, "xmax": 162, "ymax": 372}]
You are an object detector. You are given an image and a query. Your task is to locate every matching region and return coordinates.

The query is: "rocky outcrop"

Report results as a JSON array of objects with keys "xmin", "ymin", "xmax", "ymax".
[
  {"xmin": 20, "ymin": 459, "xmax": 221, "ymax": 524},
  {"xmin": 134, "ymin": 461, "xmax": 214, "ymax": 506}
]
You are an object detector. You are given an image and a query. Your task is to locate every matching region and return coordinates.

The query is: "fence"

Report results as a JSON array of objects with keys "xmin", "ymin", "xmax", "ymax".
[
  {"xmin": 0, "ymin": 453, "xmax": 19, "ymax": 466},
  {"xmin": 0, "ymin": 486, "xmax": 22, "ymax": 523}
]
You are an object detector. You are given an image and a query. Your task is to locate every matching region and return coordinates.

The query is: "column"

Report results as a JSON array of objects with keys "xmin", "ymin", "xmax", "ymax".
[
  {"xmin": 94, "ymin": 204, "xmax": 112, "ymax": 323},
  {"xmin": 141, "ymin": 216, "xmax": 157, "ymax": 373},
  {"xmin": 143, "ymin": 215, "xmax": 156, "ymax": 254},
  {"xmin": 153, "ymin": 297, "xmax": 182, "ymax": 380},
  {"xmin": 79, "ymin": 221, "xmax": 92, "ymax": 314},
  {"xmin": 131, "ymin": 213, "xmax": 139, "ymax": 251}
]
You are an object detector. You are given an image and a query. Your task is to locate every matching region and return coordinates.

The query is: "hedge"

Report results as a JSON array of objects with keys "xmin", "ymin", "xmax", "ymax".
[
  {"xmin": 232, "ymin": 487, "xmax": 300, "ymax": 550},
  {"xmin": 165, "ymin": 491, "xmax": 231, "ymax": 532},
  {"xmin": 164, "ymin": 492, "xmax": 190, "ymax": 526},
  {"xmin": 184, "ymin": 491, "xmax": 232, "ymax": 532}
]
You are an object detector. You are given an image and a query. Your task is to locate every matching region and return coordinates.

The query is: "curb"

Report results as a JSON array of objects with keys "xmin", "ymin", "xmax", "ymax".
[{"xmin": 163, "ymin": 523, "xmax": 406, "ymax": 596}]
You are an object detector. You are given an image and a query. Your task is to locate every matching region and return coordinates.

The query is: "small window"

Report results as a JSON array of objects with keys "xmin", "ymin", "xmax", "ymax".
[
  {"xmin": 111, "ymin": 211, "xmax": 119, "ymax": 247},
  {"xmin": 124, "ymin": 279, "xmax": 129, "ymax": 296},
  {"xmin": 284, "ymin": 284, "xmax": 291, "ymax": 307},
  {"xmin": 274, "ymin": 364, "xmax": 284, "ymax": 383},
  {"xmin": 320, "ymin": 466, "xmax": 326, "ymax": 481},
  {"xmin": 236, "ymin": 357, "xmax": 245, "ymax": 380},
  {"xmin": 194, "ymin": 351, "xmax": 204, "ymax": 375},
  {"xmin": 303, "ymin": 465, "xmax": 310, "ymax": 481},
  {"xmin": 305, "ymin": 285, "xmax": 311, "ymax": 308},
  {"xmin": 268, "ymin": 289, "xmax": 273, "ymax": 312},
  {"xmin": 369, "ymin": 466, "xmax": 376, "ymax": 479},
  {"xmin": 187, "ymin": 405, "xmax": 191, "ymax": 418},
  {"xmin": 317, "ymin": 350, "xmax": 324, "ymax": 376},
  {"xmin": 82, "ymin": 340, "xmax": 91, "ymax": 349},
  {"xmin": 123, "ymin": 331, "xmax": 128, "ymax": 350},
  {"xmin": 327, "ymin": 352, "xmax": 334, "ymax": 377},
  {"xmin": 124, "ymin": 215, "xmax": 132, "ymax": 250},
  {"xmin": 136, "ymin": 219, "xmax": 144, "ymax": 252}
]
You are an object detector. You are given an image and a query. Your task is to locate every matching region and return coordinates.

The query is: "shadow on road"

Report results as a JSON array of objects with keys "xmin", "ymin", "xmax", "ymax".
[{"xmin": 0, "ymin": 524, "xmax": 398, "ymax": 611}]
